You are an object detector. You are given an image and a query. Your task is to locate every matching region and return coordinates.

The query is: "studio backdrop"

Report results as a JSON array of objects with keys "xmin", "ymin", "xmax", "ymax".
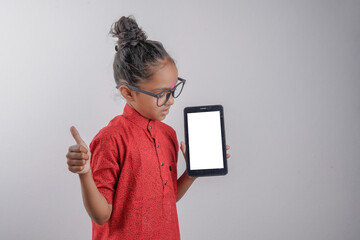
[{"xmin": 0, "ymin": 0, "xmax": 359, "ymax": 239}]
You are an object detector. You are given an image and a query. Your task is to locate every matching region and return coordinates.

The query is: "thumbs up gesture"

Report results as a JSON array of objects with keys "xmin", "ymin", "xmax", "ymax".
[{"xmin": 66, "ymin": 126, "xmax": 91, "ymax": 175}]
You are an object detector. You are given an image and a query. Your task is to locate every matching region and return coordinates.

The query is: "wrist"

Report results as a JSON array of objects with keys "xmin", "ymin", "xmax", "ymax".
[{"xmin": 78, "ymin": 170, "xmax": 92, "ymax": 179}]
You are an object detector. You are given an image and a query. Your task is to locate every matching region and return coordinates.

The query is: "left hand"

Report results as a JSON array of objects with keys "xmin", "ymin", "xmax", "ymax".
[{"xmin": 180, "ymin": 141, "xmax": 231, "ymax": 179}]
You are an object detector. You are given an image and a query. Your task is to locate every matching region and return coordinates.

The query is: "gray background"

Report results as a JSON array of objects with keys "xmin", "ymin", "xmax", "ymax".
[{"xmin": 1, "ymin": 0, "xmax": 359, "ymax": 239}]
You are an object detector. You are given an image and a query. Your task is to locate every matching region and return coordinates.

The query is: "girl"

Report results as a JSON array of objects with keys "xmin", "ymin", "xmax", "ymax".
[{"xmin": 66, "ymin": 15, "xmax": 230, "ymax": 240}]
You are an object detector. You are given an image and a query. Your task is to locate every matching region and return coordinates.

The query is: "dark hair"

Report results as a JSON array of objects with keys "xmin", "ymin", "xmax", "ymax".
[{"xmin": 109, "ymin": 15, "xmax": 175, "ymax": 87}]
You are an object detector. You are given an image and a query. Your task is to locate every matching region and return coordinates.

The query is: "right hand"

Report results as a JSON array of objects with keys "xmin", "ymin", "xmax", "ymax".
[{"xmin": 66, "ymin": 126, "xmax": 91, "ymax": 175}]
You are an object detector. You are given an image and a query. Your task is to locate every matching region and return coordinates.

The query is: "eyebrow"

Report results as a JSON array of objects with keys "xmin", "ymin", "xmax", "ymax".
[
  {"xmin": 152, "ymin": 79, "xmax": 179, "ymax": 91},
  {"xmin": 152, "ymin": 87, "xmax": 169, "ymax": 91}
]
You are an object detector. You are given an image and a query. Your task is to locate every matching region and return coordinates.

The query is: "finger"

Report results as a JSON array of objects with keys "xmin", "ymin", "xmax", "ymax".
[
  {"xmin": 68, "ymin": 165, "xmax": 85, "ymax": 173},
  {"xmin": 226, "ymin": 153, "xmax": 231, "ymax": 158},
  {"xmin": 180, "ymin": 141, "xmax": 186, "ymax": 152},
  {"xmin": 67, "ymin": 159, "xmax": 87, "ymax": 166},
  {"xmin": 180, "ymin": 141, "xmax": 186, "ymax": 157},
  {"xmin": 66, "ymin": 152, "xmax": 89, "ymax": 160},
  {"xmin": 70, "ymin": 126, "xmax": 87, "ymax": 147},
  {"xmin": 68, "ymin": 144, "xmax": 88, "ymax": 153},
  {"xmin": 226, "ymin": 145, "xmax": 230, "ymax": 150}
]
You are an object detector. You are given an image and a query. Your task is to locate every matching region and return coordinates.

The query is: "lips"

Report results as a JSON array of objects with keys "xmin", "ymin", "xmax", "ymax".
[{"xmin": 162, "ymin": 108, "xmax": 170, "ymax": 114}]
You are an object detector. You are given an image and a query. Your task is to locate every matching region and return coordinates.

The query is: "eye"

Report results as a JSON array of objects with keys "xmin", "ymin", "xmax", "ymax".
[{"xmin": 159, "ymin": 90, "xmax": 171, "ymax": 98}]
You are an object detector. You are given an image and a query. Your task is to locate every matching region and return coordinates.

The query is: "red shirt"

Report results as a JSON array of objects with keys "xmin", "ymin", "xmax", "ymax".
[{"xmin": 89, "ymin": 104, "xmax": 180, "ymax": 240}]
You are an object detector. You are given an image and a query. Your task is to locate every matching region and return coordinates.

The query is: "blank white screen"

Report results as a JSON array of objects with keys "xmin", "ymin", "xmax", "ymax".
[{"xmin": 187, "ymin": 111, "xmax": 224, "ymax": 170}]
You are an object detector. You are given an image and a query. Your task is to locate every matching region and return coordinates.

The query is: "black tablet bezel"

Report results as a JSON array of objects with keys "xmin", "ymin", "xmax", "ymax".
[{"xmin": 184, "ymin": 105, "xmax": 228, "ymax": 177}]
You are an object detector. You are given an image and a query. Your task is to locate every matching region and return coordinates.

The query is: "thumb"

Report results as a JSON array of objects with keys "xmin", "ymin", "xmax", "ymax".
[
  {"xmin": 70, "ymin": 126, "xmax": 87, "ymax": 148},
  {"xmin": 180, "ymin": 141, "xmax": 186, "ymax": 159}
]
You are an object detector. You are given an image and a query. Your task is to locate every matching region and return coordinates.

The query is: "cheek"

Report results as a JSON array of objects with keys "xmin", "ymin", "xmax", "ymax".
[
  {"xmin": 137, "ymin": 94, "xmax": 155, "ymax": 105},
  {"xmin": 147, "ymin": 96, "xmax": 158, "ymax": 108},
  {"xmin": 141, "ymin": 96, "xmax": 158, "ymax": 112}
]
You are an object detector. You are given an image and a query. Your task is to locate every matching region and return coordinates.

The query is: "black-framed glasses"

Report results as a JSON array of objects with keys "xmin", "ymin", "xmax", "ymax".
[{"xmin": 116, "ymin": 77, "xmax": 186, "ymax": 107}]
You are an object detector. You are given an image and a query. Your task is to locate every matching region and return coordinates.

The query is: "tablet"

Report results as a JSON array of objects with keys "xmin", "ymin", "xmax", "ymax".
[{"xmin": 184, "ymin": 105, "xmax": 228, "ymax": 177}]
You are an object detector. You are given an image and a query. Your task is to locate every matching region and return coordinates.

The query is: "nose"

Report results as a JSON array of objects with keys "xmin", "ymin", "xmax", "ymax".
[{"xmin": 166, "ymin": 93, "xmax": 175, "ymax": 106}]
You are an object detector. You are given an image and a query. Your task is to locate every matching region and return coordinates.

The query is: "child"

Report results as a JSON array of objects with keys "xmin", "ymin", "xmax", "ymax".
[{"xmin": 66, "ymin": 15, "xmax": 230, "ymax": 240}]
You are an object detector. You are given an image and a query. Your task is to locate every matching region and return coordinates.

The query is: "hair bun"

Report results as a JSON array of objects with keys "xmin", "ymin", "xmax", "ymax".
[{"xmin": 110, "ymin": 15, "xmax": 147, "ymax": 49}]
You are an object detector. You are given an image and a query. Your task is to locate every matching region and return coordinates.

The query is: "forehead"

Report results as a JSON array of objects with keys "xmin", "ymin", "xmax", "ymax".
[{"xmin": 143, "ymin": 60, "xmax": 178, "ymax": 89}]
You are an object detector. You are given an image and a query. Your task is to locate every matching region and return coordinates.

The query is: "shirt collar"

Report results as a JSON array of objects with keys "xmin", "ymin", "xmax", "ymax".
[{"xmin": 123, "ymin": 103, "xmax": 156, "ymax": 132}]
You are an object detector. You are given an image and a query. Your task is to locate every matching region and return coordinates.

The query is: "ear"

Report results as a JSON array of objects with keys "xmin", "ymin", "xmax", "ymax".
[{"xmin": 119, "ymin": 85, "xmax": 135, "ymax": 102}]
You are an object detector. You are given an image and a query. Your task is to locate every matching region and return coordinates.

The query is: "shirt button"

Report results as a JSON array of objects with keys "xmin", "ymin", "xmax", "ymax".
[
  {"xmin": 161, "ymin": 162, "xmax": 164, "ymax": 166},
  {"xmin": 169, "ymin": 166, "xmax": 172, "ymax": 171},
  {"xmin": 149, "ymin": 126, "xmax": 152, "ymax": 129},
  {"xmin": 157, "ymin": 144, "xmax": 159, "ymax": 148},
  {"xmin": 164, "ymin": 181, "xmax": 167, "ymax": 185}
]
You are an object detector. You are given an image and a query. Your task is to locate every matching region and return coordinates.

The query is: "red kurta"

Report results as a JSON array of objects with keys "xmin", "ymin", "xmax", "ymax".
[{"xmin": 89, "ymin": 103, "xmax": 180, "ymax": 240}]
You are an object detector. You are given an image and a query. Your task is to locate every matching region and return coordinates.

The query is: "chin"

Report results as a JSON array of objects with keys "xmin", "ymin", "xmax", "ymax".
[{"xmin": 158, "ymin": 114, "xmax": 167, "ymax": 121}]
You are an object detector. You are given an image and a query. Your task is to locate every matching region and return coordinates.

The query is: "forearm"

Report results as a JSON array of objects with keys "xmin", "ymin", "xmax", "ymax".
[
  {"xmin": 78, "ymin": 171, "xmax": 112, "ymax": 225},
  {"xmin": 177, "ymin": 170, "xmax": 196, "ymax": 202}
]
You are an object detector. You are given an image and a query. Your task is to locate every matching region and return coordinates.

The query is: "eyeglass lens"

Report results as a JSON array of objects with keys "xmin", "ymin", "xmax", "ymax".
[{"xmin": 157, "ymin": 81, "xmax": 184, "ymax": 106}]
